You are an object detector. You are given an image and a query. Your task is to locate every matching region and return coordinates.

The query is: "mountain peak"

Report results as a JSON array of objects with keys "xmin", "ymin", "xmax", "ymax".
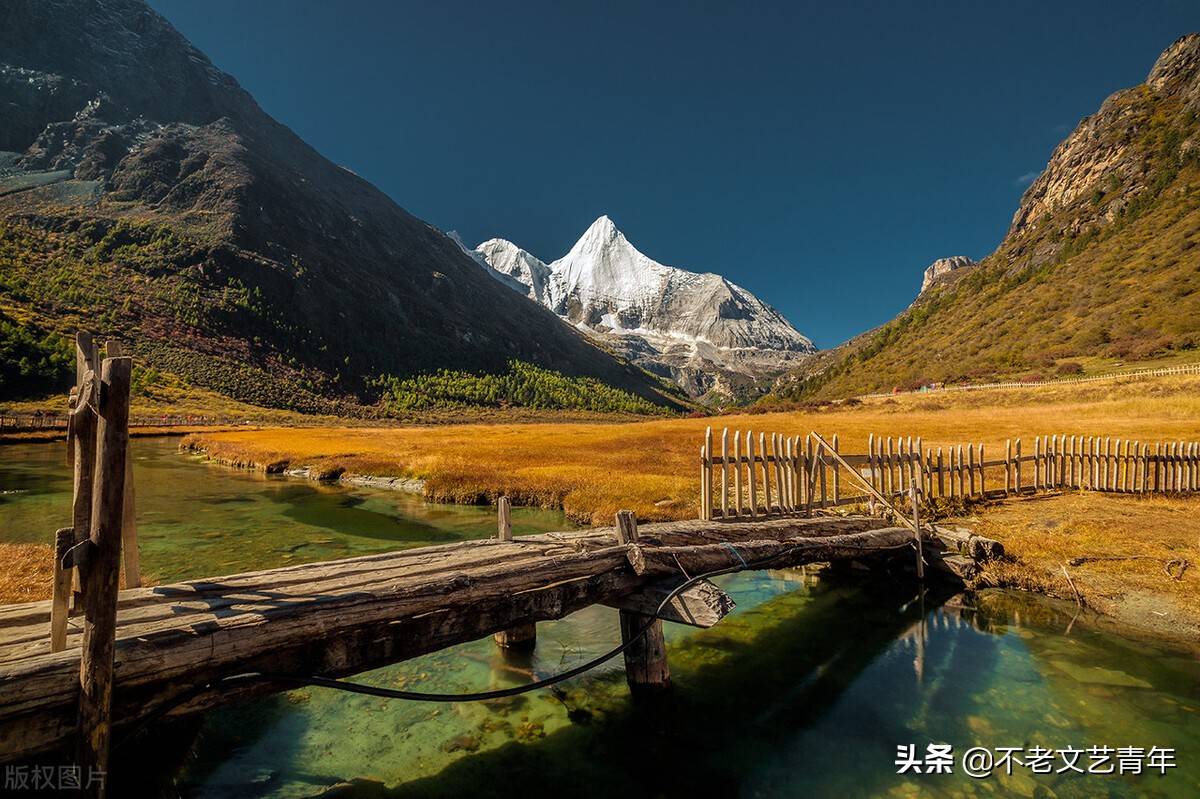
[
  {"xmin": 577, "ymin": 214, "xmax": 623, "ymax": 248},
  {"xmin": 1148, "ymin": 33, "xmax": 1200, "ymax": 98}
]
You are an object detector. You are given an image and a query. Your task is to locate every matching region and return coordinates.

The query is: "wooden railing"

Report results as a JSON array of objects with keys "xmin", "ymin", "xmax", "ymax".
[
  {"xmin": 859, "ymin": 362, "xmax": 1200, "ymax": 399},
  {"xmin": 698, "ymin": 427, "xmax": 1200, "ymax": 520},
  {"xmin": 0, "ymin": 413, "xmax": 222, "ymax": 432}
]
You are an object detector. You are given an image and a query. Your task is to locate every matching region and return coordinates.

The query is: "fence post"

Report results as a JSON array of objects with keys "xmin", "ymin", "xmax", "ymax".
[
  {"xmin": 1003, "ymin": 440, "xmax": 1010, "ymax": 495},
  {"xmin": 805, "ymin": 435, "xmax": 815, "ymax": 516},
  {"xmin": 886, "ymin": 437, "xmax": 895, "ymax": 498},
  {"xmin": 967, "ymin": 444, "xmax": 976, "ymax": 497},
  {"xmin": 777, "ymin": 436, "xmax": 787, "ymax": 511},
  {"xmin": 867, "ymin": 433, "xmax": 876, "ymax": 497},
  {"xmin": 615, "ymin": 511, "xmax": 669, "ymax": 692},
  {"xmin": 733, "ymin": 431, "xmax": 743, "ymax": 517},
  {"xmin": 77, "ymin": 350, "xmax": 132, "ymax": 799},
  {"xmin": 831, "ymin": 434, "xmax": 841, "ymax": 506},
  {"xmin": 1153, "ymin": 442, "xmax": 1161, "ymax": 493},
  {"xmin": 759, "ymin": 432, "xmax": 772, "ymax": 515},
  {"xmin": 746, "ymin": 431, "xmax": 757, "ymax": 517},
  {"xmin": 494, "ymin": 496, "xmax": 536, "ymax": 650},
  {"xmin": 783, "ymin": 436, "xmax": 794, "ymax": 512},
  {"xmin": 978, "ymin": 444, "xmax": 986, "ymax": 496},
  {"xmin": 1014, "ymin": 439, "xmax": 1023, "ymax": 493},
  {"xmin": 720, "ymin": 428, "xmax": 729, "ymax": 518}
]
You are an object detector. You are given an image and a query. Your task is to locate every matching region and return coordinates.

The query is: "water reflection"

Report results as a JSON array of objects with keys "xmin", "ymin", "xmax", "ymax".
[{"xmin": 2, "ymin": 441, "xmax": 1196, "ymax": 797}]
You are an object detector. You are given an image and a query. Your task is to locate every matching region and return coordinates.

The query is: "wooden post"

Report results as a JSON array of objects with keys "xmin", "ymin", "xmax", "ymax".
[
  {"xmin": 805, "ymin": 435, "xmax": 815, "ymax": 516},
  {"xmin": 1014, "ymin": 439, "xmax": 1022, "ymax": 493},
  {"xmin": 1153, "ymin": 442, "xmax": 1161, "ymax": 493},
  {"xmin": 77, "ymin": 352, "xmax": 132, "ymax": 797},
  {"xmin": 49, "ymin": 528, "xmax": 74, "ymax": 652},
  {"xmin": 615, "ymin": 511, "xmax": 669, "ymax": 691},
  {"xmin": 720, "ymin": 428, "xmax": 729, "ymax": 518},
  {"xmin": 957, "ymin": 444, "xmax": 965, "ymax": 497},
  {"xmin": 120, "ymin": 457, "xmax": 140, "ymax": 589},
  {"xmin": 1003, "ymin": 439, "xmax": 1011, "ymax": 494},
  {"xmin": 938, "ymin": 446, "xmax": 946, "ymax": 498},
  {"xmin": 773, "ymin": 433, "xmax": 785, "ymax": 513},
  {"xmin": 733, "ymin": 431, "xmax": 743, "ymax": 517},
  {"xmin": 784, "ymin": 436, "xmax": 795, "ymax": 512},
  {"xmin": 831, "ymin": 434, "xmax": 841, "ymax": 505},
  {"xmin": 759, "ymin": 432, "xmax": 771, "ymax": 515},
  {"xmin": 967, "ymin": 444, "xmax": 977, "ymax": 497},
  {"xmin": 978, "ymin": 444, "xmax": 986, "ymax": 496},
  {"xmin": 493, "ymin": 497, "xmax": 537, "ymax": 650},
  {"xmin": 885, "ymin": 437, "xmax": 895, "ymax": 498},
  {"xmin": 72, "ymin": 333, "xmax": 98, "ymax": 609},
  {"xmin": 1137, "ymin": 442, "xmax": 1146, "ymax": 493},
  {"xmin": 817, "ymin": 437, "xmax": 828, "ymax": 509},
  {"xmin": 746, "ymin": 431, "xmax": 757, "ymax": 517},
  {"xmin": 1034, "ymin": 436, "xmax": 1042, "ymax": 491},
  {"xmin": 909, "ymin": 485, "xmax": 924, "ymax": 581},
  {"xmin": 867, "ymin": 433, "xmax": 876, "ymax": 496}
]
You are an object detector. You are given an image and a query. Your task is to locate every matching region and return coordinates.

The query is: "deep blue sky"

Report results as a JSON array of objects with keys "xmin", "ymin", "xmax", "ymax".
[{"xmin": 149, "ymin": 0, "xmax": 1198, "ymax": 348}]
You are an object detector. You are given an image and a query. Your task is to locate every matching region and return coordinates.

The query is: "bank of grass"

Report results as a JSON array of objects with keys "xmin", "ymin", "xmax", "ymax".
[
  {"xmin": 185, "ymin": 372, "xmax": 1200, "ymax": 524},
  {"xmin": 960, "ymin": 492, "xmax": 1200, "ymax": 641}
]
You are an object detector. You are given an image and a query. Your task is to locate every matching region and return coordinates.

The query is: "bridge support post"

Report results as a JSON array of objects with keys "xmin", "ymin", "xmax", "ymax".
[
  {"xmin": 614, "ymin": 510, "xmax": 670, "ymax": 692},
  {"xmin": 77, "ymin": 347, "xmax": 132, "ymax": 799},
  {"xmin": 492, "ymin": 497, "xmax": 536, "ymax": 651}
]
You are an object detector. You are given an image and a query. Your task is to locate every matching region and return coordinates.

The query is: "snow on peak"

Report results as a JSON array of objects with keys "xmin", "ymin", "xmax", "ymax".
[
  {"xmin": 474, "ymin": 238, "xmax": 551, "ymax": 303},
  {"xmin": 470, "ymin": 215, "xmax": 815, "ymax": 355}
]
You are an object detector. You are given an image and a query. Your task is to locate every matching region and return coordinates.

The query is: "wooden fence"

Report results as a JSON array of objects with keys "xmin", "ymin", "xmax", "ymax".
[
  {"xmin": 0, "ymin": 413, "xmax": 215, "ymax": 432},
  {"xmin": 859, "ymin": 362, "xmax": 1200, "ymax": 399},
  {"xmin": 698, "ymin": 427, "xmax": 1200, "ymax": 520}
]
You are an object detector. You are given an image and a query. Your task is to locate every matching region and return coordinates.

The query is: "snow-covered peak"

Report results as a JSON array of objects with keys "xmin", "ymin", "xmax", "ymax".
[
  {"xmin": 470, "ymin": 214, "xmax": 815, "ymax": 383},
  {"xmin": 550, "ymin": 215, "xmax": 675, "ymax": 316},
  {"xmin": 475, "ymin": 238, "xmax": 552, "ymax": 303}
]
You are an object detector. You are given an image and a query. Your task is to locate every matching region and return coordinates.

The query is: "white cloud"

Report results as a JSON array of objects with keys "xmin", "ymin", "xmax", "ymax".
[{"xmin": 1015, "ymin": 171, "xmax": 1040, "ymax": 185}]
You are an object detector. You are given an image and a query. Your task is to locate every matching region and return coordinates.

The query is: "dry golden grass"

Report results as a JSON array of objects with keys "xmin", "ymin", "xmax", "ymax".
[
  {"xmin": 0, "ymin": 543, "xmax": 54, "ymax": 605},
  {"xmin": 186, "ymin": 373, "xmax": 1200, "ymax": 525},
  {"xmin": 961, "ymin": 492, "xmax": 1200, "ymax": 638}
]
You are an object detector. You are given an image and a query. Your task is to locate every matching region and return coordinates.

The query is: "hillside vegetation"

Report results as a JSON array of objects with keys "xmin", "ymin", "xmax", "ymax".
[
  {"xmin": 0, "ymin": 0, "xmax": 683, "ymax": 415},
  {"xmin": 775, "ymin": 35, "xmax": 1200, "ymax": 401}
]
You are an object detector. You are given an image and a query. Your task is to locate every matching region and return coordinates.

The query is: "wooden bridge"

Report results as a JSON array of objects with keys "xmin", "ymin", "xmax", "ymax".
[{"xmin": 0, "ymin": 334, "xmax": 999, "ymax": 797}]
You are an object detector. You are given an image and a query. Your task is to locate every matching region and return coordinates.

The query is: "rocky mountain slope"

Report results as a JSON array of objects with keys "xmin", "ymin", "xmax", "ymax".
[
  {"xmin": 773, "ymin": 34, "xmax": 1200, "ymax": 401},
  {"xmin": 920, "ymin": 256, "xmax": 977, "ymax": 294},
  {"xmin": 0, "ymin": 0, "xmax": 684, "ymax": 413},
  {"xmin": 473, "ymin": 216, "xmax": 814, "ymax": 401}
]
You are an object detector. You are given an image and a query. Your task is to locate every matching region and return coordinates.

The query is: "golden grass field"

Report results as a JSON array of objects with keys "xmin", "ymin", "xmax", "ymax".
[
  {"xmin": 177, "ymin": 372, "xmax": 1200, "ymax": 641},
  {"xmin": 3, "ymin": 373, "xmax": 1197, "ymax": 640},
  {"xmin": 185, "ymin": 373, "xmax": 1200, "ymax": 525}
]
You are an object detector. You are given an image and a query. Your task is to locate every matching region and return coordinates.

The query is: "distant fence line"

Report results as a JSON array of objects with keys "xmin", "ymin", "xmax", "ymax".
[
  {"xmin": 0, "ymin": 414, "xmax": 216, "ymax": 432},
  {"xmin": 858, "ymin": 363, "xmax": 1200, "ymax": 400},
  {"xmin": 698, "ymin": 427, "xmax": 1200, "ymax": 520}
]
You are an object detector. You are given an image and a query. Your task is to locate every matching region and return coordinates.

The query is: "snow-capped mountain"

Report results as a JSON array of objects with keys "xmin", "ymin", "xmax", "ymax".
[
  {"xmin": 471, "ymin": 215, "xmax": 815, "ymax": 401},
  {"xmin": 476, "ymin": 238, "xmax": 553, "ymax": 304}
]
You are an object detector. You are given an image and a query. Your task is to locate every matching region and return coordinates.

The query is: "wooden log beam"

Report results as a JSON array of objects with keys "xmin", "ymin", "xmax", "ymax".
[{"xmin": 603, "ymin": 576, "xmax": 734, "ymax": 629}]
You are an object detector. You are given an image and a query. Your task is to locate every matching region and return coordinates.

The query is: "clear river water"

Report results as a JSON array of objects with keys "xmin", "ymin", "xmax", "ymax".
[{"xmin": 0, "ymin": 438, "xmax": 1197, "ymax": 798}]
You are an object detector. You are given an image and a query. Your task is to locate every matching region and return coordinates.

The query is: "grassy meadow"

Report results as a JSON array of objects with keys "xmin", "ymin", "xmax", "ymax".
[
  {"xmin": 179, "ymin": 371, "xmax": 1200, "ymax": 639},
  {"xmin": 186, "ymin": 372, "xmax": 1200, "ymax": 525}
]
